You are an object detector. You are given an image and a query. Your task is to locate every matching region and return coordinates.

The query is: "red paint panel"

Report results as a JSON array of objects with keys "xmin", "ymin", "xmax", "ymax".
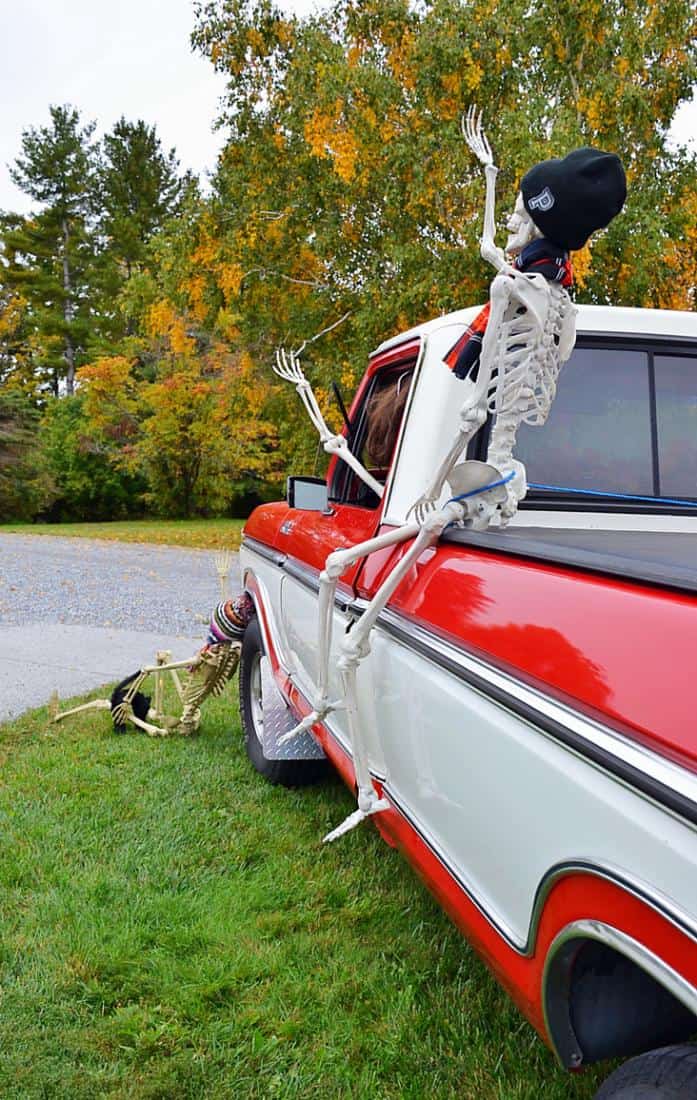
[
  {"xmin": 359, "ymin": 533, "xmax": 697, "ymax": 772},
  {"xmin": 243, "ymin": 500, "xmax": 289, "ymax": 547}
]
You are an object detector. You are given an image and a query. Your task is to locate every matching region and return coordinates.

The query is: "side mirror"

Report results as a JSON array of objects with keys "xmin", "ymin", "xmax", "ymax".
[{"xmin": 287, "ymin": 476, "xmax": 329, "ymax": 512}]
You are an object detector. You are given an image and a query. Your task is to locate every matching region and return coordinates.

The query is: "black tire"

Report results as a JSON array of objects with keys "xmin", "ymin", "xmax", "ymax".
[
  {"xmin": 239, "ymin": 617, "xmax": 328, "ymax": 788},
  {"xmin": 594, "ymin": 1045, "xmax": 697, "ymax": 1099}
]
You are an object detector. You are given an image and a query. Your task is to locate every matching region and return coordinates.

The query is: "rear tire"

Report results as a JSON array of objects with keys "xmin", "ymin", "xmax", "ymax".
[
  {"xmin": 594, "ymin": 1044, "xmax": 697, "ymax": 1099},
  {"xmin": 239, "ymin": 617, "xmax": 328, "ymax": 788}
]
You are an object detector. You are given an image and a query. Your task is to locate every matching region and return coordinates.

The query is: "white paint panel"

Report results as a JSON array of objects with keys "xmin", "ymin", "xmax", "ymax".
[
  {"xmin": 385, "ymin": 323, "xmax": 474, "ymax": 525},
  {"xmin": 375, "ymin": 304, "xmax": 697, "ymax": 356},
  {"xmin": 369, "ymin": 628, "xmax": 697, "ymax": 946},
  {"xmin": 242, "ymin": 548, "xmax": 387, "ymax": 777}
]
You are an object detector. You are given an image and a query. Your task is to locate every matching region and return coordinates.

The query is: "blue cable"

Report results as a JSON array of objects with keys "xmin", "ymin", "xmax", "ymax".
[
  {"xmin": 528, "ymin": 483, "xmax": 697, "ymax": 509},
  {"xmin": 446, "ymin": 470, "xmax": 515, "ymax": 506}
]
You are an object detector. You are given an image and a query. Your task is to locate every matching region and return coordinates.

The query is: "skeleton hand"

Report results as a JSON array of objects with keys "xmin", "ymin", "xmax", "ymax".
[
  {"xmin": 462, "ymin": 105, "xmax": 495, "ymax": 170},
  {"xmin": 409, "ymin": 494, "xmax": 439, "ymax": 525}
]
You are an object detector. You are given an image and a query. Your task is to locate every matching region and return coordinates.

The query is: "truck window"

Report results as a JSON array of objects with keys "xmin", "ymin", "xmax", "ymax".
[
  {"xmin": 654, "ymin": 354, "xmax": 697, "ymax": 498},
  {"xmin": 514, "ymin": 347, "xmax": 655, "ymax": 497},
  {"xmin": 330, "ymin": 367, "xmax": 414, "ymax": 507}
]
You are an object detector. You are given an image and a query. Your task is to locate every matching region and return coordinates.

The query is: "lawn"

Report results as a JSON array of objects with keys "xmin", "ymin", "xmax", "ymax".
[
  {"xmin": 0, "ymin": 518, "xmax": 247, "ymax": 550},
  {"xmin": 0, "ymin": 688, "xmax": 608, "ymax": 1099}
]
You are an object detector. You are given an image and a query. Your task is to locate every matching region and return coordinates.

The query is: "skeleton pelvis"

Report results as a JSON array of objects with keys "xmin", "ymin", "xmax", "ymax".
[{"xmin": 446, "ymin": 460, "xmax": 508, "ymax": 503}]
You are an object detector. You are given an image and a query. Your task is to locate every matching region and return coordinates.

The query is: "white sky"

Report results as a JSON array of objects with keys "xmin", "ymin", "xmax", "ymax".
[
  {"xmin": 0, "ymin": 0, "xmax": 319, "ymax": 214},
  {"xmin": 0, "ymin": 0, "xmax": 695, "ymax": 215}
]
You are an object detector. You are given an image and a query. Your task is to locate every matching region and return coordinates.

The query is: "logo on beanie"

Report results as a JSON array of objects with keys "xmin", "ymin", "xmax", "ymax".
[{"xmin": 528, "ymin": 187, "xmax": 555, "ymax": 213}]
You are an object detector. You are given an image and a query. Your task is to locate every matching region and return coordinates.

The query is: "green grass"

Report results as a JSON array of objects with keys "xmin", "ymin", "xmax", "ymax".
[
  {"xmin": 0, "ymin": 518, "xmax": 247, "ymax": 550},
  {"xmin": 0, "ymin": 690, "xmax": 608, "ymax": 1099}
]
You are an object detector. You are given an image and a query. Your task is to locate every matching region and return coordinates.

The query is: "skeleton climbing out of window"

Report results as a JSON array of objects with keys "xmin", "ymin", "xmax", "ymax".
[{"xmin": 259, "ymin": 109, "xmax": 626, "ymax": 840}]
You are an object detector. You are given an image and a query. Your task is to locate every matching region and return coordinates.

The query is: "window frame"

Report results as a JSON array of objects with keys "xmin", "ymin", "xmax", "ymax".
[
  {"xmin": 329, "ymin": 357, "xmax": 417, "ymax": 510},
  {"xmin": 472, "ymin": 334, "xmax": 697, "ymax": 516}
]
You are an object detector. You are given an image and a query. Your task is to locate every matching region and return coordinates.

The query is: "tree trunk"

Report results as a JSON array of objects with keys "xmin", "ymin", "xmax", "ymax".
[{"xmin": 61, "ymin": 217, "xmax": 75, "ymax": 395}]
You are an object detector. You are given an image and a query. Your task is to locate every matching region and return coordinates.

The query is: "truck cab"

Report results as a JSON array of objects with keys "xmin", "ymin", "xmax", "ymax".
[{"xmin": 239, "ymin": 305, "xmax": 697, "ymax": 1098}]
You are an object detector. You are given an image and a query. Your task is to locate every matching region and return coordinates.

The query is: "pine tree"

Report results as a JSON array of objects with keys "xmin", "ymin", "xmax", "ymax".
[
  {"xmin": 2, "ymin": 105, "xmax": 98, "ymax": 394},
  {"xmin": 98, "ymin": 117, "xmax": 184, "ymax": 277}
]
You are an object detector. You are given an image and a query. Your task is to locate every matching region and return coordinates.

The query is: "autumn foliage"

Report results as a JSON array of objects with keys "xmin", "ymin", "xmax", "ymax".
[{"xmin": 1, "ymin": 0, "xmax": 696, "ymax": 518}]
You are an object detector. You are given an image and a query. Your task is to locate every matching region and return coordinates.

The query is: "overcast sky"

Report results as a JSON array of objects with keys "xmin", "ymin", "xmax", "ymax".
[{"xmin": 0, "ymin": 0, "xmax": 695, "ymax": 215}]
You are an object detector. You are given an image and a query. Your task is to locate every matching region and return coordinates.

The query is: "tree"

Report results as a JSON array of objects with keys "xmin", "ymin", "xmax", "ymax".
[
  {"xmin": 2, "ymin": 105, "xmax": 98, "ymax": 394},
  {"xmin": 0, "ymin": 389, "xmax": 54, "ymax": 520},
  {"xmin": 98, "ymin": 118, "xmax": 185, "ymax": 279},
  {"xmin": 190, "ymin": 0, "xmax": 697, "ymax": 408},
  {"xmin": 40, "ymin": 394, "xmax": 145, "ymax": 521}
]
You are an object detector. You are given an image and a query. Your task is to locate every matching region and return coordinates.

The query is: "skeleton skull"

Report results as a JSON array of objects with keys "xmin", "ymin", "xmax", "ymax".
[{"xmin": 505, "ymin": 192, "xmax": 541, "ymax": 256}]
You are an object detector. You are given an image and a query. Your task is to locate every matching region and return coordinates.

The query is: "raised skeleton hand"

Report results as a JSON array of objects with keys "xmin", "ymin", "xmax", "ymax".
[{"xmin": 462, "ymin": 105, "xmax": 495, "ymax": 170}]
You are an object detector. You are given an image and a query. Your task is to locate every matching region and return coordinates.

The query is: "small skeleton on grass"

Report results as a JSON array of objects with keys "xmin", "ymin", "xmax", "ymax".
[{"xmin": 51, "ymin": 576, "xmax": 254, "ymax": 738}]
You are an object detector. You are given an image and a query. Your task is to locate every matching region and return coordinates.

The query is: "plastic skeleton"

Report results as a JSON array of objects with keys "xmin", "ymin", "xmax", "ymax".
[
  {"xmin": 412, "ymin": 107, "xmax": 577, "ymax": 525},
  {"xmin": 51, "ymin": 644, "xmax": 241, "ymax": 736},
  {"xmin": 276, "ymin": 109, "xmax": 576, "ymax": 842}
]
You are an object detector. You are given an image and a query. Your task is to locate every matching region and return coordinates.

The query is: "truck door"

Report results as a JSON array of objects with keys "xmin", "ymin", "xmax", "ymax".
[{"xmin": 277, "ymin": 343, "xmax": 420, "ymax": 767}]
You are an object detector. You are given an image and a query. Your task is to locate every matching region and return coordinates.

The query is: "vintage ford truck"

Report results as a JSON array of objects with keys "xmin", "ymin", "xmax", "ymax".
[{"xmin": 237, "ymin": 304, "xmax": 697, "ymax": 1098}]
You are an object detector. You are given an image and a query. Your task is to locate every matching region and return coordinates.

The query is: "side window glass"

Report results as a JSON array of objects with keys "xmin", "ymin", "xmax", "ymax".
[
  {"xmin": 515, "ymin": 347, "xmax": 653, "ymax": 496},
  {"xmin": 331, "ymin": 367, "xmax": 413, "ymax": 507},
  {"xmin": 654, "ymin": 355, "xmax": 697, "ymax": 499}
]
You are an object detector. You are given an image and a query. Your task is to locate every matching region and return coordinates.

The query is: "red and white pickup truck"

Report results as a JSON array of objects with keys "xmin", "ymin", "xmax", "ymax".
[{"xmin": 238, "ymin": 304, "xmax": 697, "ymax": 1098}]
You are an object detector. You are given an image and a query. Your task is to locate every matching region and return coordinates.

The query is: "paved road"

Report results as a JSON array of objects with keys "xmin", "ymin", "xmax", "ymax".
[{"xmin": 0, "ymin": 534, "xmax": 240, "ymax": 721}]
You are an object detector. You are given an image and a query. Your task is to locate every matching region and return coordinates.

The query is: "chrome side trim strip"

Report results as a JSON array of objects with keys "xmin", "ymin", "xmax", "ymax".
[
  {"xmin": 542, "ymin": 920, "xmax": 697, "ymax": 1067},
  {"xmin": 245, "ymin": 539, "xmax": 355, "ymax": 611},
  {"xmin": 377, "ymin": 609, "xmax": 697, "ymax": 829},
  {"xmin": 242, "ymin": 535, "xmax": 286, "ymax": 567}
]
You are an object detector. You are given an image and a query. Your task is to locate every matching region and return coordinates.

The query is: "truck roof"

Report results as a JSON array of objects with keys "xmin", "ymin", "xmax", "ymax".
[{"xmin": 373, "ymin": 304, "xmax": 697, "ymax": 357}]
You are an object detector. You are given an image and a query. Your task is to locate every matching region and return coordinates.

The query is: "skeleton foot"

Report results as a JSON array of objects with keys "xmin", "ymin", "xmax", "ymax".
[
  {"xmin": 322, "ymin": 796, "xmax": 390, "ymax": 843},
  {"xmin": 277, "ymin": 698, "xmax": 343, "ymax": 746}
]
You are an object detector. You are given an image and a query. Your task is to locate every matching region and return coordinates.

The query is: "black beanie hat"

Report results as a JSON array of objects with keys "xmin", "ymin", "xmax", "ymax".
[{"xmin": 521, "ymin": 147, "xmax": 626, "ymax": 252}]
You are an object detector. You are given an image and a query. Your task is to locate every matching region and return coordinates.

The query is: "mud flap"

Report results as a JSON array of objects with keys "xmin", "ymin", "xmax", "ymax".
[{"xmin": 259, "ymin": 655, "xmax": 326, "ymax": 761}]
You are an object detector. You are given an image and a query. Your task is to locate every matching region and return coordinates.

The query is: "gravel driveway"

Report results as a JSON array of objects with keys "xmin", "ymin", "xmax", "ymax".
[{"xmin": 0, "ymin": 534, "xmax": 240, "ymax": 721}]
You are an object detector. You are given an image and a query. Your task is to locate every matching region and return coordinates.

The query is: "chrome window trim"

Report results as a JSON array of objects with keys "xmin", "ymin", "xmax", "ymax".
[{"xmin": 542, "ymin": 920, "xmax": 697, "ymax": 1067}]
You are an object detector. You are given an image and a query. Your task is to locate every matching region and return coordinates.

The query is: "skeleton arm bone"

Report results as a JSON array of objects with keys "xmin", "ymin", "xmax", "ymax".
[
  {"xmin": 274, "ymin": 348, "xmax": 384, "ymax": 498},
  {"xmin": 462, "ymin": 107, "xmax": 507, "ymax": 273},
  {"xmin": 279, "ymin": 521, "xmax": 420, "ymax": 743}
]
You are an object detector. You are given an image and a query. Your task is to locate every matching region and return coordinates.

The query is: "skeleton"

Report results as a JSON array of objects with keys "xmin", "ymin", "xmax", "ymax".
[
  {"xmin": 51, "ymin": 643, "xmax": 241, "ymax": 736},
  {"xmin": 411, "ymin": 107, "xmax": 577, "ymax": 526},
  {"xmin": 274, "ymin": 108, "xmax": 578, "ymax": 841},
  {"xmin": 273, "ymin": 348, "xmax": 384, "ymax": 500}
]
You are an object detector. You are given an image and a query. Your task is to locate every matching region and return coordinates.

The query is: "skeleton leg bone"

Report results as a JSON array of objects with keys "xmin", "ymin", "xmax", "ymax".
[
  {"xmin": 322, "ymin": 501, "xmax": 470, "ymax": 841},
  {"xmin": 278, "ymin": 520, "xmax": 420, "ymax": 745}
]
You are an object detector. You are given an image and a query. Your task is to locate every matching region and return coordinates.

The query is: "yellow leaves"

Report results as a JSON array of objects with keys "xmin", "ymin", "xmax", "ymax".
[
  {"xmin": 77, "ymin": 356, "xmax": 139, "ymax": 450},
  {"xmin": 577, "ymin": 92, "xmax": 606, "ymax": 134},
  {"xmin": 572, "ymin": 242, "xmax": 593, "ymax": 290},
  {"xmin": 218, "ymin": 263, "xmax": 245, "ymax": 302},
  {"xmin": 388, "ymin": 29, "xmax": 416, "ymax": 91},
  {"xmin": 187, "ymin": 275, "xmax": 208, "ymax": 323},
  {"xmin": 304, "ymin": 100, "xmax": 359, "ymax": 182},
  {"xmin": 147, "ymin": 299, "xmax": 176, "ymax": 338},
  {"xmin": 146, "ymin": 300, "xmax": 195, "ymax": 357},
  {"xmin": 463, "ymin": 60, "xmax": 484, "ymax": 93}
]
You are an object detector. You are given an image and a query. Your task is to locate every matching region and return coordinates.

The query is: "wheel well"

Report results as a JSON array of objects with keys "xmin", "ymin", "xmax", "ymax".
[{"xmin": 544, "ymin": 932, "xmax": 697, "ymax": 1068}]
